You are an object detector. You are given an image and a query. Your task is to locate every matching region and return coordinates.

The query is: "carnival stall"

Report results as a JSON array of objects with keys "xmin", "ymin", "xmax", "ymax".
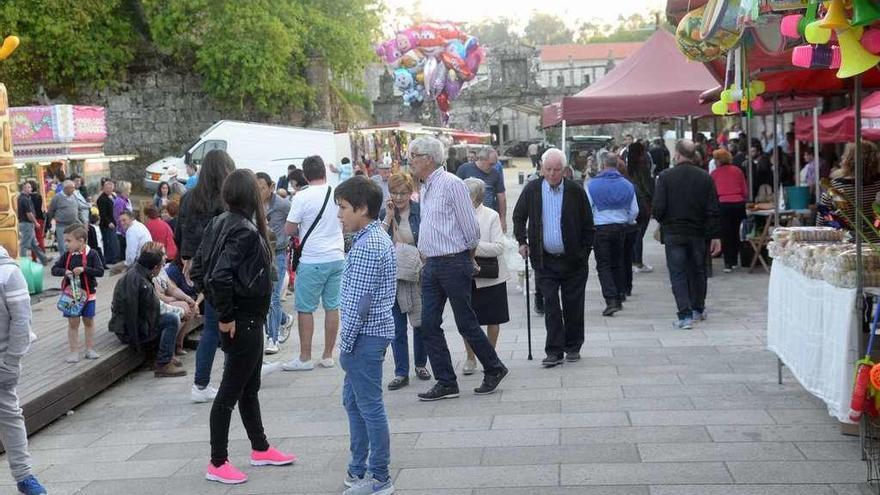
[{"xmin": 348, "ymin": 122, "xmax": 490, "ymax": 166}]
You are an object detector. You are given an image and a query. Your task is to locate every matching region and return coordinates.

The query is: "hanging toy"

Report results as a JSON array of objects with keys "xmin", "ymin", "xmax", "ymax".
[{"xmin": 850, "ymin": 300, "xmax": 880, "ymax": 422}]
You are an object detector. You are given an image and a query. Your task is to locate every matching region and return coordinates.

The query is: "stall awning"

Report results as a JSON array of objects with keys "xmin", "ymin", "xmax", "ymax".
[
  {"xmin": 795, "ymin": 91, "xmax": 880, "ymax": 143},
  {"xmin": 542, "ymin": 30, "xmax": 719, "ymax": 128}
]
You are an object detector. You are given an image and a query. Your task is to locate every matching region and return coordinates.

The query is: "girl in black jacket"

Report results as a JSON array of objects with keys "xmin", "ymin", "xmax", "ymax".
[
  {"xmin": 191, "ymin": 169, "xmax": 295, "ymax": 484},
  {"xmin": 174, "ymin": 150, "xmax": 234, "ymax": 402}
]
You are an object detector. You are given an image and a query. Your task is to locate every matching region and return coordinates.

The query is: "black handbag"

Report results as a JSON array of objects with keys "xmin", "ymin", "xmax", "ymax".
[
  {"xmin": 474, "ymin": 256, "xmax": 499, "ymax": 279},
  {"xmin": 290, "ymin": 186, "xmax": 332, "ymax": 272}
]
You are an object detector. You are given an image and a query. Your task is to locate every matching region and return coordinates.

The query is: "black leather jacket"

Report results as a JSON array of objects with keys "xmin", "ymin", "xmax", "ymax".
[
  {"xmin": 109, "ymin": 264, "xmax": 160, "ymax": 347},
  {"xmin": 190, "ymin": 209, "xmax": 272, "ymax": 323}
]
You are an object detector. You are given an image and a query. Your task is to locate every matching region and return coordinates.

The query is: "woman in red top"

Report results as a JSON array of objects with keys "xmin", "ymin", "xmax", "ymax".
[
  {"xmin": 710, "ymin": 149, "xmax": 748, "ymax": 272},
  {"xmin": 144, "ymin": 204, "xmax": 178, "ymax": 260}
]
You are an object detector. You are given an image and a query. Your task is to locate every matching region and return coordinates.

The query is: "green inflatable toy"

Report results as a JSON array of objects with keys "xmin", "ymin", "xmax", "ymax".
[{"xmin": 18, "ymin": 257, "xmax": 43, "ymax": 294}]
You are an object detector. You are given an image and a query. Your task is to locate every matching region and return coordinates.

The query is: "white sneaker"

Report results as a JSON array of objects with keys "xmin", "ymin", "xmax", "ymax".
[
  {"xmin": 634, "ymin": 264, "xmax": 654, "ymax": 273},
  {"xmin": 64, "ymin": 353, "xmax": 80, "ymax": 364},
  {"xmin": 280, "ymin": 313, "xmax": 294, "ymax": 331},
  {"xmin": 84, "ymin": 349, "xmax": 100, "ymax": 360},
  {"xmin": 191, "ymin": 384, "xmax": 218, "ymax": 403},
  {"xmin": 282, "ymin": 357, "xmax": 314, "ymax": 371},
  {"xmin": 462, "ymin": 359, "xmax": 477, "ymax": 375},
  {"xmin": 317, "ymin": 357, "xmax": 335, "ymax": 368},
  {"xmin": 264, "ymin": 340, "xmax": 279, "ymax": 355},
  {"xmin": 261, "ymin": 361, "xmax": 282, "ymax": 377}
]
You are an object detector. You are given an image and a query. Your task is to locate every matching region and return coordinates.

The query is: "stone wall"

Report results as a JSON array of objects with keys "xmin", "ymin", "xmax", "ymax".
[{"xmin": 82, "ymin": 68, "xmax": 306, "ymax": 189}]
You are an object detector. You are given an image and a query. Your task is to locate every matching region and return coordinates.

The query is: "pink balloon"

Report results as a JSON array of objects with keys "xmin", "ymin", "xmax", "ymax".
[
  {"xmin": 751, "ymin": 96, "xmax": 766, "ymax": 112},
  {"xmin": 464, "ymin": 47, "xmax": 484, "ymax": 78},
  {"xmin": 396, "ymin": 30, "xmax": 418, "ymax": 53}
]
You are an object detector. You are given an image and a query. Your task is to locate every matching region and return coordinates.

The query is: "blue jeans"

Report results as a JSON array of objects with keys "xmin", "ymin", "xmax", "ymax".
[
  {"xmin": 390, "ymin": 301, "xmax": 426, "ymax": 378},
  {"xmin": 195, "ymin": 302, "xmax": 220, "ymax": 388},
  {"xmin": 265, "ymin": 251, "xmax": 288, "ymax": 342},
  {"xmin": 101, "ymin": 226, "xmax": 120, "ymax": 264},
  {"xmin": 340, "ymin": 335, "xmax": 391, "ymax": 482},
  {"xmin": 421, "ymin": 251, "xmax": 504, "ymax": 386},
  {"xmin": 157, "ymin": 313, "xmax": 180, "ymax": 366},
  {"xmin": 55, "ymin": 224, "xmax": 70, "ymax": 255}
]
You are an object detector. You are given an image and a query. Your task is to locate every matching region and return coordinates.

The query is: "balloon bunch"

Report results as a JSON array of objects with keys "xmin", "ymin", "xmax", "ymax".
[
  {"xmin": 711, "ymin": 47, "xmax": 768, "ymax": 116},
  {"xmin": 375, "ymin": 21, "xmax": 484, "ymax": 125},
  {"xmin": 781, "ymin": 0, "xmax": 880, "ymax": 79}
]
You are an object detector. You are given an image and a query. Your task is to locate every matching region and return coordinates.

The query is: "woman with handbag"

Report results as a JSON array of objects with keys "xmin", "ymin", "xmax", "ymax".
[
  {"xmin": 462, "ymin": 178, "xmax": 509, "ymax": 375},
  {"xmin": 381, "ymin": 173, "xmax": 430, "ymax": 390}
]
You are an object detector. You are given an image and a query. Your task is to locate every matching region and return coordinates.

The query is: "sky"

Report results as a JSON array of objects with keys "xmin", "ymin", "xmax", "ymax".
[{"xmin": 381, "ymin": 0, "xmax": 667, "ymax": 30}]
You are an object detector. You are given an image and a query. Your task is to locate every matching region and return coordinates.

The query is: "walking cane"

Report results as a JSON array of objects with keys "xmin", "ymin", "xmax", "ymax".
[{"xmin": 525, "ymin": 258, "xmax": 533, "ymax": 360}]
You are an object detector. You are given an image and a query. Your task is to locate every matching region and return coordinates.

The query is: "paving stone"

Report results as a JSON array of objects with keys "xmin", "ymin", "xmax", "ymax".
[
  {"xmin": 561, "ymin": 426, "xmax": 711, "ymax": 444},
  {"xmin": 482, "ymin": 443, "xmax": 640, "ymax": 465},
  {"xmin": 491, "ymin": 412, "xmax": 630, "ymax": 429},
  {"xmin": 415, "ymin": 429, "xmax": 559, "ymax": 448},
  {"xmin": 795, "ymin": 441, "xmax": 862, "ymax": 460},
  {"xmin": 561, "ymin": 462, "xmax": 732, "ymax": 485},
  {"xmin": 628, "ymin": 410, "xmax": 775, "ymax": 426},
  {"xmin": 768, "ymin": 408, "xmax": 838, "ymax": 424},
  {"xmin": 560, "ymin": 397, "xmax": 694, "ymax": 413},
  {"xmin": 726, "ymin": 461, "xmax": 867, "ymax": 484},
  {"xmin": 649, "ymin": 484, "xmax": 838, "ymax": 495},
  {"xmin": 395, "ymin": 465, "xmax": 558, "ymax": 489},
  {"xmin": 638, "ymin": 441, "xmax": 804, "ymax": 462},
  {"xmin": 40, "ymin": 459, "xmax": 184, "ymax": 482},
  {"xmin": 501, "ymin": 386, "xmax": 623, "ymax": 402},
  {"xmin": 622, "ymin": 384, "xmax": 751, "ymax": 398},
  {"xmin": 475, "ymin": 488, "xmax": 649, "ymax": 495},
  {"xmin": 706, "ymin": 424, "xmax": 847, "ymax": 442},
  {"xmin": 689, "ymin": 394, "xmax": 824, "ymax": 410}
]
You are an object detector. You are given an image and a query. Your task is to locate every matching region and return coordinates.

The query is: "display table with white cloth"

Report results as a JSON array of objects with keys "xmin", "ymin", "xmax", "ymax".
[{"xmin": 767, "ymin": 262, "xmax": 861, "ymax": 423}]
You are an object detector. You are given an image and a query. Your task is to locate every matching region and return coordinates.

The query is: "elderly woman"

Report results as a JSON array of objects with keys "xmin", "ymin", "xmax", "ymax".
[
  {"xmin": 381, "ymin": 173, "xmax": 430, "ymax": 390},
  {"xmin": 461, "ymin": 177, "xmax": 509, "ymax": 375},
  {"xmin": 710, "ymin": 148, "xmax": 748, "ymax": 272}
]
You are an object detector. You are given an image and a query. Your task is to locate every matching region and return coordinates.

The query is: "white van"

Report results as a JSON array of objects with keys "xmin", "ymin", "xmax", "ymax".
[{"xmin": 143, "ymin": 120, "xmax": 338, "ymax": 191}]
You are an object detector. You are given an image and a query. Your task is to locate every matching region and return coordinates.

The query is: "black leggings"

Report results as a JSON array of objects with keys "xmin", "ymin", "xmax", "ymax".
[
  {"xmin": 210, "ymin": 317, "xmax": 269, "ymax": 467},
  {"xmin": 719, "ymin": 202, "xmax": 746, "ymax": 268}
]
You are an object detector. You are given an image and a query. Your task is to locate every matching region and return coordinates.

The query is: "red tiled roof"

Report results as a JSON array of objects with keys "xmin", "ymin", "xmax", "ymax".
[{"xmin": 540, "ymin": 42, "xmax": 643, "ymax": 63}]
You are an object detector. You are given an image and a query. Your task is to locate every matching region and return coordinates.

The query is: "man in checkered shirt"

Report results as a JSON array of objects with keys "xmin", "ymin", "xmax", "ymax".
[{"xmin": 333, "ymin": 176, "xmax": 397, "ymax": 495}]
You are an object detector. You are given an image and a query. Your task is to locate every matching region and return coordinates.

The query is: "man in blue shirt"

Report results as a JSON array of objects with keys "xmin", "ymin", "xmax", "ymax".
[
  {"xmin": 334, "ymin": 176, "xmax": 397, "ymax": 495},
  {"xmin": 456, "ymin": 147, "xmax": 507, "ymax": 232},
  {"xmin": 586, "ymin": 153, "xmax": 639, "ymax": 317}
]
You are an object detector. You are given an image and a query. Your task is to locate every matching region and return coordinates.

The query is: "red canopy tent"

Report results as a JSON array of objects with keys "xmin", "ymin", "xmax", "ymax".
[
  {"xmin": 795, "ymin": 91, "xmax": 880, "ymax": 143},
  {"xmin": 541, "ymin": 30, "xmax": 719, "ymax": 128}
]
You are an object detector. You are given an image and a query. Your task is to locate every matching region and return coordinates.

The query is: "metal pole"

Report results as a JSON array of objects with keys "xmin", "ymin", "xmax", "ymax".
[
  {"xmin": 525, "ymin": 259, "xmax": 533, "ymax": 361},
  {"xmin": 747, "ymin": 110, "xmax": 754, "ymax": 201},
  {"xmin": 795, "ymin": 134, "xmax": 801, "ymax": 187},
  {"xmin": 561, "ymin": 119, "xmax": 567, "ymax": 157},
  {"xmin": 855, "ymin": 74, "xmax": 864, "ymax": 308},
  {"xmin": 773, "ymin": 96, "xmax": 781, "ymax": 228},
  {"xmin": 813, "ymin": 105, "xmax": 821, "ymax": 204}
]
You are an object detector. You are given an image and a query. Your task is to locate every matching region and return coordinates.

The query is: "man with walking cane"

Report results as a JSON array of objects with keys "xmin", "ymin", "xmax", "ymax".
[{"xmin": 513, "ymin": 148, "xmax": 595, "ymax": 368}]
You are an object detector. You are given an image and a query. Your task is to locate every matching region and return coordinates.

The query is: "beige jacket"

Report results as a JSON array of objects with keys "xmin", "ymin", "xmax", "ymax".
[{"xmin": 474, "ymin": 205, "xmax": 509, "ymax": 289}]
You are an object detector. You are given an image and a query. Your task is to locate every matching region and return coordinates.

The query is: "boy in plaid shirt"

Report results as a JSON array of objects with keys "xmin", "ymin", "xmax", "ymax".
[{"xmin": 334, "ymin": 176, "xmax": 396, "ymax": 495}]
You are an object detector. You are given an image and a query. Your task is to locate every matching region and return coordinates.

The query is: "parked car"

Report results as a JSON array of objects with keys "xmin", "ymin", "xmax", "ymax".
[
  {"xmin": 503, "ymin": 139, "xmax": 542, "ymax": 157},
  {"xmin": 143, "ymin": 120, "xmax": 339, "ymax": 191}
]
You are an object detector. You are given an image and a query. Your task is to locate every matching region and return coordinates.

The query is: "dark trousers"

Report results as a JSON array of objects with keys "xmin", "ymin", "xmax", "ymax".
[
  {"xmin": 210, "ymin": 317, "xmax": 269, "ymax": 466},
  {"xmin": 101, "ymin": 227, "xmax": 120, "ymax": 264},
  {"xmin": 622, "ymin": 224, "xmax": 638, "ymax": 296},
  {"xmin": 594, "ymin": 224, "xmax": 627, "ymax": 304},
  {"xmin": 719, "ymin": 202, "xmax": 746, "ymax": 268},
  {"xmin": 664, "ymin": 235, "xmax": 707, "ymax": 320},
  {"xmin": 536, "ymin": 255, "xmax": 588, "ymax": 358},
  {"xmin": 632, "ymin": 215, "xmax": 650, "ymax": 265},
  {"xmin": 421, "ymin": 252, "xmax": 504, "ymax": 387}
]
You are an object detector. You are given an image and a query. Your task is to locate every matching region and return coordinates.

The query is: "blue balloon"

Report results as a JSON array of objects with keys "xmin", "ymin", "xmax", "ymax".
[{"xmin": 446, "ymin": 40, "xmax": 466, "ymax": 59}]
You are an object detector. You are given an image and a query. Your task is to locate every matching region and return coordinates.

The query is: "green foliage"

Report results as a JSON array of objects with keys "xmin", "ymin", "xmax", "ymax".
[
  {"xmin": 469, "ymin": 18, "xmax": 521, "ymax": 48},
  {"xmin": 523, "ymin": 13, "xmax": 573, "ymax": 46},
  {"xmin": 577, "ymin": 12, "xmax": 670, "ymax": 44},
  {"xmin": 0, "ymin": 0, "xmax": 138, "ymax": 105}
]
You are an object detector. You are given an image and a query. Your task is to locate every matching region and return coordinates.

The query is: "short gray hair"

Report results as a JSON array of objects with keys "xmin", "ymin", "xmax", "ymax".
[
  {"xmin": 542, "ymin": 147, "xmax": 567, "ymax": 168},
  {"xmin": 602, "ymin": 153, "xmax": 620, "ymax": 169},
  {"xmin": 62, "ymin": 180, "xmax": 75, "ymax": 189},
  {"xmin": 117, "ymin": 180, "xmax": 132, "ymax": 195},
  {"xmin": 463, "ymin": 177, "xmax": 485, "ymax": 205},
  {"xmin": 409, "ymin": 136, "xmax": 446, "ymax": 166},
  {"xmin": 476, "ymin": 147, "xmax": 496, "ymax": 161}
]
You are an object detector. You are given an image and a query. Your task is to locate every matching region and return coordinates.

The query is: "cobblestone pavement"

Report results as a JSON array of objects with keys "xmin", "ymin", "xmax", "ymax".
[{"xmin": 3, "ymin": 170, "xmax": 873, "ymax": 494}]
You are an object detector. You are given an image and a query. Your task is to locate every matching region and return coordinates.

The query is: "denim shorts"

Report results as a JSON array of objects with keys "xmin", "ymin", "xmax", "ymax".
[
  {"xmin": 294, "ymin": 260, "xmax": 344, "ymax": 313},
  {"xmin": 66, "ymin": 299, "xmax": 96, "ymax": 319}
]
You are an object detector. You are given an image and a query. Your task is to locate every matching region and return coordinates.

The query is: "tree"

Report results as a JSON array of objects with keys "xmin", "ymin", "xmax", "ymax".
[
  {"xmin": 140, "ymin": 0, "xmax": 381, "ymax": 115},
  {"xmin": 523, "ymin": 13, "xmax": 573, "ymax": 46},
  {"xmin": 0, "ymin": 0, "xmax": 138, "ymax": 105},
  {"xmin": 469, "ymin": 18, "xmax": 521, "ymax": 48},
  {"xmin": 576, "ymin": 12, "xmax": 669, "ymax": 44}
]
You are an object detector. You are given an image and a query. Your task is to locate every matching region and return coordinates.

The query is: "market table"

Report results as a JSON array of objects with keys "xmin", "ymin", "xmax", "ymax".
[
  {"xmin": 747, "ymin": 209, "xmax": 813, "ymax": 273},
  {"xmin": 767, "ymin": 262, "xmax": 860, "ymax": 423}
]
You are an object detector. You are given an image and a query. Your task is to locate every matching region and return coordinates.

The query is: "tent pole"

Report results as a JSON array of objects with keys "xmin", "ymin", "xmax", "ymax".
[
  {"xmin": 773, "ymin": 96, "xmax": 780, "ymax": 228},
  {"xmin": 855, "ymin": 74, "xmax": 864, "ymax": 308},
  {"xmin": 813, "ymin": 105, "xmax": 820, "ymax": 205},
  {"xmin": 795, "ymin": 134, "xmax": 801, "ymax": 187},
  {"xmin": 561, "ymin": 119, "xmax": 567, "ymax": 157},
  {"xmin": 747, "ymin": 110, "xmax": 754, "ymax": 202}
]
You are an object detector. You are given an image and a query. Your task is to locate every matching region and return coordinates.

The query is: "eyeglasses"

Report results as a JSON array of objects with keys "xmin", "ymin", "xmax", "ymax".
[
  {"xmin": 410, "ymin": 153, "xmax": 431, "ymax": 160},
  {"xmin": 389, "ymin": 191, "xmax": 410, "ymax": 198}
]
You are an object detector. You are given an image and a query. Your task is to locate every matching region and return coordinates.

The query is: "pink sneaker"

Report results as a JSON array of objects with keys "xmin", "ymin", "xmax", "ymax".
[
  {"xmin": 250, "ymin": 446, "xmax": 298, "ymax": 466},
  {"xmin": 205, "ymin": 461, "xmax": 248, "ymax": 484}
]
